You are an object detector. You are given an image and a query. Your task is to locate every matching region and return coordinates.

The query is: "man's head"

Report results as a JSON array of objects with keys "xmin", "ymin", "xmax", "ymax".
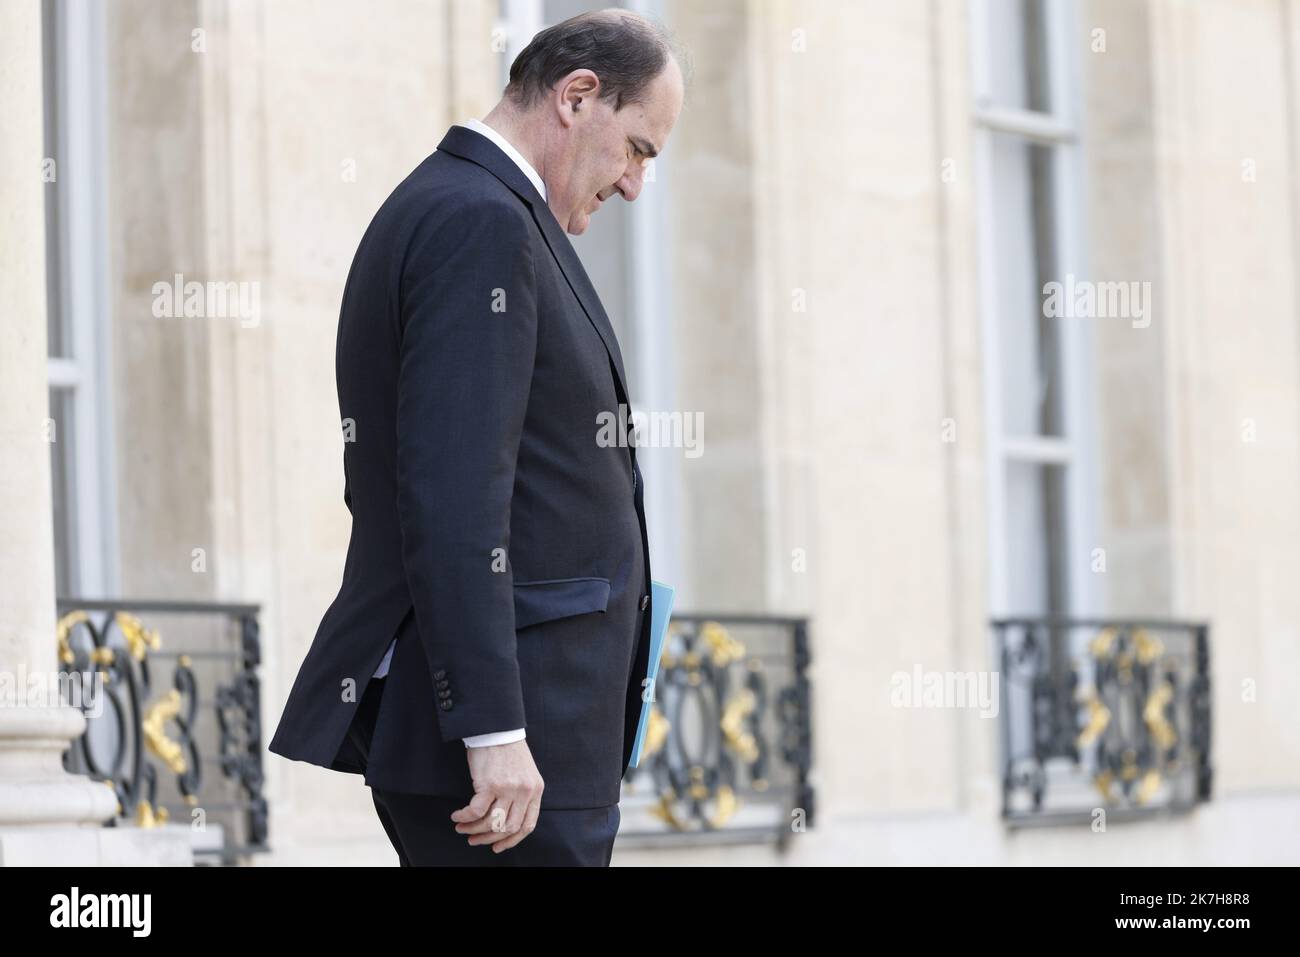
[{"xmin": 487, "ymin": 9, "xmax": 685, "ymax": 235}]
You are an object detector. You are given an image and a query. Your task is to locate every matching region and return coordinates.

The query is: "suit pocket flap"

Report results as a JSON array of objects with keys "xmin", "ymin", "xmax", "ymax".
[{"xmin": 513, "ymin": 577, "xmax": 611, "ymax": 630}]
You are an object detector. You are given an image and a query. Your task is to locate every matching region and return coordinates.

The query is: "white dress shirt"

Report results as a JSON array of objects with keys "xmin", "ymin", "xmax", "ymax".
[{"xmin": 370, "ymin": 118, "xmax": 544, "ymax": 749}]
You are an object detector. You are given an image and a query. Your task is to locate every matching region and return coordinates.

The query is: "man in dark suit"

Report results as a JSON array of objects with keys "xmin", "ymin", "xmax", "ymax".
[{"xmin": 268, "ymin": 9, "xmax": 684, "ymax": 865}]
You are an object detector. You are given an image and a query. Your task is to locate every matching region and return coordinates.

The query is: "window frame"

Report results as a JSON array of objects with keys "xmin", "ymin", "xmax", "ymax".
[
  {"xmin": 970, "ymin": 0, "xmax": 1099, "ymax": 620},
  {"xmin": 43, "ymin": 0, "xmax": 118, "ymax": 599}
]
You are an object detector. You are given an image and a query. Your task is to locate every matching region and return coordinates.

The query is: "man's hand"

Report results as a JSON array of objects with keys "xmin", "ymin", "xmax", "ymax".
[{"xmin": 451, "ymin": 740, "xmax": 544, "ymax": 853}]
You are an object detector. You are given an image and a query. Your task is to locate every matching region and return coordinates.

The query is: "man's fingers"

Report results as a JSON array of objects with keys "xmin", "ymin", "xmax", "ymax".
[
  {"xmin": 492, "ymin": 793, "xmax": 542, "ymax": 853},
  {"xmin": 495, "ymin": 800, "xmax": 529, "ymax": 842},
  {"xmin": 450, "ymin": 789, "xmax": 496, "ymax": 824},
  {"xmin": 458, "ymin": 740, "xmax": 544, "ymax": 851},
  {"xmin": 456, "ymin": 799, "xmax": 510, "ymax": 835},
  {"xmin": 466, "ymin": 799, "xmax": 518, "ymax": 845}
]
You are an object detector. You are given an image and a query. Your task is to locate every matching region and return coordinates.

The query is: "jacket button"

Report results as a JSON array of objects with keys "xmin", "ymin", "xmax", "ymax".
[
  {"xmin": 437, "ymin": 688, "xmax": 451, "ymax": 699},
  {"xmin": 433, "ymin": 669, "xmax": 446, "ymax": 680},
  {"xmin": 440, "ymin": 699, "xmax": 453, "ymax": 711},
  {"xmin": 436, "ymin": 679, "xmax": 450, "ymax": 690},
  {"xmin": 640, "ymin": 594, "xmax": 649, "ymax": 611}
]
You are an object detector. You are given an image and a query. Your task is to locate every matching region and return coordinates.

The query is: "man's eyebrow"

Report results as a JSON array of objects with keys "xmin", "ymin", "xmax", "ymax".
[{"xmin": 630, "ymin": 136, "xmax": 659, "ymax": 159}]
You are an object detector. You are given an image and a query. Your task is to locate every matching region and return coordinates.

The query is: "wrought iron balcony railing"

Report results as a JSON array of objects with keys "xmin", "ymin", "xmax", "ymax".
[
  {"xmin": 55, "ymin": 599, "xmax": 267, "ymax": 865},
  {"xmin": 53, "ymin": 601, "xmax": 812, "ymax": 857},
  {"xmin": 993, "ymin": 617, "xmax": 1211, "ymax": 827},
  {"xmin": 617, "ymin": 613, "xmax": 814, "ymax": 848}
]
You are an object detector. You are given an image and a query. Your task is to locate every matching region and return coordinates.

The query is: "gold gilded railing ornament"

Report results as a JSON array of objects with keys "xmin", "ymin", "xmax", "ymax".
[
  {"xmin": 648, "ymin": 789, "xmax": 679, "ymax": 828},
  {"xmin": 1094, "ymin": 769, "xmax": 1115, "ymax": 803},
  {"xmin": 706, "ymin": 785, "xmax": 737, "ymax": 828},
  {"xmin": 1089, "ymin": 626, "xmax": 1118, "ymax": 660},
  {"xmin": 1076, "ymin": 690, "xmax": 1111, "ymax": 748},
  {"xmin": 56, "ymin": 611, "xmax": 89, "ymax": 665},
  {"xmin": 659, "ymin": 621, "xmax": 682, "ymax": 671},
  {"xmin": 721, "ymin": 687, "xmax": 760, "ymax": 763},
  {"xmin": 1144, "ymin": 681, "xmax": 1176, "ymax": 750},
  {"xmin": 700, "ymin": 620, "xmax": 745, "ymax": 667},
  {"xmin": 135, "ymin": 799, "xmax": 170, "ymax": 828},
  {"xmin": 143, "ymin": 689, "xmax": 188, "ymax": 775},
  {"xmin": 642, "ymin": 705, "xmax": 670, "ymax": 761},
  {"xmin": 115, "ymin": 611, "xmax": 161, "ymax": 661},
  {"xmin": 1135, "ymin": 769, "xmax": 1163, "ymax": 806},
  {"xmin": 689, "ymin": 764, "xmax": 708, "ymax": 800},
  {"xmin": 650, "ymin": 783, "xmax": 739, "ymax": 831},
  {"xmin": 1081, "ymin": 626, "xmax": 1176, "ymax": 806},
  {"xmin": 56, "ymin": 609, "xmax": 115, "ymax": 679},
  {"xmin": 57, "ymin": 610, "xmax": 159, "ymax": 669},
  {"xmin": 683, "ymin": 652, "xmax": 703, "ymax": 686},
  {"xmin": 1134, "ymin": 628, "xmax": 1164, "ymax": 665},
  {"xmin": 638, "ymin": 623, "xmax": 679, "ymax": 763}
]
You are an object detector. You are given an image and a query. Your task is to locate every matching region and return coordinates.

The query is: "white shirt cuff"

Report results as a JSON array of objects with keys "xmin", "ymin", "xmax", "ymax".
[{"xmin": 462, "ymin": 728, "xmax": 527, "ymax": 748}]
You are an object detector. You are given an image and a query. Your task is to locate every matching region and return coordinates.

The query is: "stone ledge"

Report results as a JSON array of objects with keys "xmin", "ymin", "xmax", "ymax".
[{"xmin": 0, "ymin": 824, "xmax": 194, "ymax": 867}]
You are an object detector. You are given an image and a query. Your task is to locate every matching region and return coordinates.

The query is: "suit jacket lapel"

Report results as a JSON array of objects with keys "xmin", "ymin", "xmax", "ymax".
[{"xmin": 434, "ymin": 125, "xmax": 632, "ymax": 408}]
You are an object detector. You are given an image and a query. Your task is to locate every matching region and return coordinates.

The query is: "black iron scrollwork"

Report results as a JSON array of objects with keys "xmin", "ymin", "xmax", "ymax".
[
  {"xmin": 621, "ymin": 614, "xmax": 813, "ymax": 842},
  {"xmin": 995, "ymin": 617, "xmax": 1212, "ymax": 825},
  {"xmin": 57, "ymin": 610, "xmax": 199, "ymax": 826},
  {"xmin": 56, "ymin": 599, "xmax": 267, "ymax": 863}
]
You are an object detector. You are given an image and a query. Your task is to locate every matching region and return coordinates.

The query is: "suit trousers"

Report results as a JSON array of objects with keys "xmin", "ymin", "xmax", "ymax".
[{"xmin": 343, "ymin": 673, "xmax": 620, "ymax": 866}]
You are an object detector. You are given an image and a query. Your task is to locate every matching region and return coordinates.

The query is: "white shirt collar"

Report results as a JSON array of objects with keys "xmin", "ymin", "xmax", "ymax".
[{"xmin": 461, "ymin": 118, "xmax": 547, "ymax": 203}]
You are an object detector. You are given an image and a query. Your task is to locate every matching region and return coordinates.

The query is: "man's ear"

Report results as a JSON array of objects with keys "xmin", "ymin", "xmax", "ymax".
[{"xmin": 556, "ymin": 70, "xmax": 600, "ymax": 127}]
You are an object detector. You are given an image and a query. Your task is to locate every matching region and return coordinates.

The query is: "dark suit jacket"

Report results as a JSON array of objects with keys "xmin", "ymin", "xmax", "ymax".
[{"xmin": 268, "ymin": 124, "xmax": 653, "ymax": 809}]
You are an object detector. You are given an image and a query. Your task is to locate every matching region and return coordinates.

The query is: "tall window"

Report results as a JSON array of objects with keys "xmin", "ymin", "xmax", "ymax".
[
  {"xmin": 972, "ymin": 0, "xmax": 1095, "ymax": 623},
  {"xmin": 42, "ymin": 0, "xmax": 117, "ymax": 598}
]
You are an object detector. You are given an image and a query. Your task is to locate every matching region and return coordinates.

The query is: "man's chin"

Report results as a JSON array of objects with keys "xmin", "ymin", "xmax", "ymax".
[{"xmin": 565, "ymin": 211, "xmax": 591, "ymax": 235}]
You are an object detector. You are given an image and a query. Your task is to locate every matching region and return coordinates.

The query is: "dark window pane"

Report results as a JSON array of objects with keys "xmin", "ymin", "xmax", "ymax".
[
  {"xmin": 987, "ymin": 0, "xmax": 1053, "ymax": 113},
  {"xmin": 49, "ymin": 387, "xmax": 77, "ymax": 597},
  {"xmin": 42, "ymin": 0, "xmax": 70, "ymax": 358}
]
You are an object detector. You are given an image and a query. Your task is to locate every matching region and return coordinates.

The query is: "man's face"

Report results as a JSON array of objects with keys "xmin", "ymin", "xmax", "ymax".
[{"xmin": 553, "ymin": 60, "xmax": 684, "ymax": 235}]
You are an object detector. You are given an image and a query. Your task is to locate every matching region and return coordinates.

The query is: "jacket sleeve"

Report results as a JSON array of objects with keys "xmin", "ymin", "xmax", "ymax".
[{"xmin": 395, "ymin": 198, "xmax": 537, "ymax": 742}]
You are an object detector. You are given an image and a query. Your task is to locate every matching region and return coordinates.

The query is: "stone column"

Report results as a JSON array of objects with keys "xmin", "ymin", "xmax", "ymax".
[{"xmin": 0, "ymin": 0, "xmax": 131, "ymax": 865}]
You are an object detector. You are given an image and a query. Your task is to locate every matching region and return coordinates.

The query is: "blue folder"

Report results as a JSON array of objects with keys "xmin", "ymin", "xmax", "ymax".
[{"xmin": 628, "ymin": 580, "xmax": 675, "ymax": 769}]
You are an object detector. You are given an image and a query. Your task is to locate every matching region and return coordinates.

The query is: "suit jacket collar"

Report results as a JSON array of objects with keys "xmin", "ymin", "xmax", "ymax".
[{"xmin": 436, "ymin": 124, "xmax": 632, "ymax": 411}]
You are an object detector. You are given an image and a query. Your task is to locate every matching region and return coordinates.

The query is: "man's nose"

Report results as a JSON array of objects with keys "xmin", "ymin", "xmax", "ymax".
[{"xmin": 617, "ymin": 162, "xmax": 645, "ymax": 202}]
